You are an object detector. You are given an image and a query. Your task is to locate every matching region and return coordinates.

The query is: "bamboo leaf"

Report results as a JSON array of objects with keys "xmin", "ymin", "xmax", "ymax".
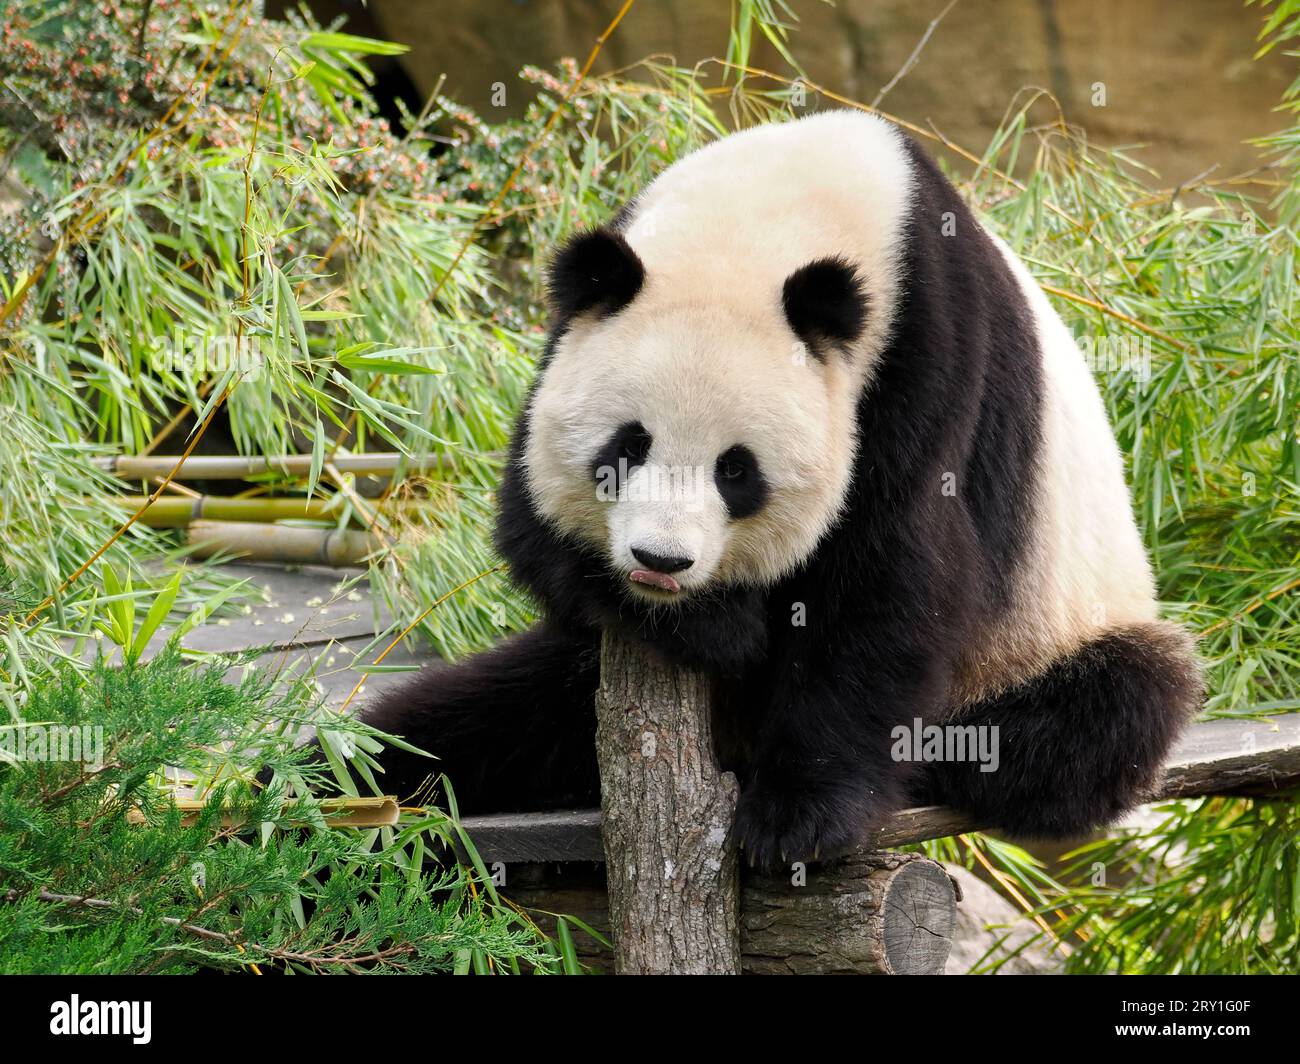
[{"xmin": 130, "ymin": 568, "xmax": 184, "ymax": 662}]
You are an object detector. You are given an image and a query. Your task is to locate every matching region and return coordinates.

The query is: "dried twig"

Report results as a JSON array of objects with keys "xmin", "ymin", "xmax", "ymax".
[{"xmin": 871, "ymin": 0, "xmax": 959, "ymax": 109}]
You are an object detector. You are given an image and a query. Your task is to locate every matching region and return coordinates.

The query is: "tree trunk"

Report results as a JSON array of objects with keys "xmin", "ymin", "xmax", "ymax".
[{"xmin": 593, "ymin": 630, "xmax": 741, "ymax": 974}]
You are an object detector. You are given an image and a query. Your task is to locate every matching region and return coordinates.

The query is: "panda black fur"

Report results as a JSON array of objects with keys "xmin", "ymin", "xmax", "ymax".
[{"xmin": 361, "ymin": 111, "xmax": 1203, "ymax": 869}]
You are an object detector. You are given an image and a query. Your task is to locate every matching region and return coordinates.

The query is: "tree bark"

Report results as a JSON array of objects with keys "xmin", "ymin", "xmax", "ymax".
[{"xmin": 594, "ymin": 630, "xmax": 741, "ymax": 974}]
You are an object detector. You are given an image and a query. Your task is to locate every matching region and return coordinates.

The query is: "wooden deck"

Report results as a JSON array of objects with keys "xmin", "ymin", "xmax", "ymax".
[
  {"xmin": 175, "ymin": 561, "xmax": 1300, "ymax": 859},
  {"xmin": 169, "ymin": 561, "xmax": 435, "ymax": 709}
]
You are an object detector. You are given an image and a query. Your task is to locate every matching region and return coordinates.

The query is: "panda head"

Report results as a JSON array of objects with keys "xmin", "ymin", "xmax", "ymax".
[{"xmin": 521, "ymin": 226, "xmax": 870, "ymax": 605}]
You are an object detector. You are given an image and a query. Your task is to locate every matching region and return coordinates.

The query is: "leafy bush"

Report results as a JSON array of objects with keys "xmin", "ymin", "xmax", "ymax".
[{"xmin": 0, "ymin": 635, "xmax": 553, "ymax": 973}]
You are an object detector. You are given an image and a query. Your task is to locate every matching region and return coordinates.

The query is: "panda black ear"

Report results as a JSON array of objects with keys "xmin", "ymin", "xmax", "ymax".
[
  {"xmin": 781, "ymin": 257, "xmax": 868, "ymax": 355},
  {"xmin": 548, "ymin": 227, "xmax": 645, "ymax": 319}
]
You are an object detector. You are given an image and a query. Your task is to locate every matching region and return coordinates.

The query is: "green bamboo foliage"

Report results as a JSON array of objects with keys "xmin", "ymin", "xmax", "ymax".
[
  {"xmin": 0, "ymin": 641, "xmax": 552, "ymax": 974},
  {"xmin": 0, "ymin": 1, "xmax": 745, "ymax": 672}
]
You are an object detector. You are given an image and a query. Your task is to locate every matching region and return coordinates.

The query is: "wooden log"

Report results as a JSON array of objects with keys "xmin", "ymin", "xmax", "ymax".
[
  {"xmin": 741, "ymin": 851, "xmax": 956, "ymax": 975},
  {"xmin": 593, "ymin": 630, "xmax": 741, "ymax": 974},
  {"xmin": 506, "ymin": 851, "xmax": 958, "ymax": 975}
]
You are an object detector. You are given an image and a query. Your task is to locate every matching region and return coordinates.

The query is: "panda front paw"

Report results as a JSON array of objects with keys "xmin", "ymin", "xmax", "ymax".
[{"xmin": 734, "ymin": 776, "xmax": 877, "ymax": 873}]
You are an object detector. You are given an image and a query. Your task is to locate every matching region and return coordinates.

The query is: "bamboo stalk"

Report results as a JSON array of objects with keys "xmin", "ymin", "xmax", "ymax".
[
  {"xmin": 186, "ymin": 519, "xmax": 382, "ymax": 566},
  {"xmin": 126, "ymin": 795, "xmax": 400, "ymax": 829},
  {"xmin": 99, "ymin": 494, "xmax": 435, "ymax": 528},
  {"xmin": 104, "ymin": 495, "xmax": 340, "ymax": 527},
  {"xmin": 96, "ymin": 452, "xmax": 484, "ymax": 480}
]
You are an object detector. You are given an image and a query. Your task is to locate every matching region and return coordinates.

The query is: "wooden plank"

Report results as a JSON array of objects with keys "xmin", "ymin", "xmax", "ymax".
[
  {"xmin": 458, "ymin": 715, "xmax": 1300, "ymax": 863},
  {"xmin": 458, "ymin": 809, "xmax": 604, "ymax": 863},
  {"xmin": 1161, "ymin": 713, "xmax": 1300, "ymax": 798},
  {"xmin": 167, "ymin": 560, "xmax": 429, "ymax": 709}
]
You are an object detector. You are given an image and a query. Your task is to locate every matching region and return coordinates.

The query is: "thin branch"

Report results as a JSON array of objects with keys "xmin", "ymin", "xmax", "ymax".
[
  {"xmin": 333, "ymin": 563, "xmax": 505, "ymax": 718},
  {"xmin": 1201, "ymin": 575, "xmax": 1300, "ymax": 636},
  {"xmin": 1037, "ymin": 283, "xmax": 1194, "ymax": 352},
  {"xmin": 871, "ymin": 0, "xmax": 959, "ymax": 109},
  {"xmin": 12, "ymin": 888, "xmax": 239, "ymax": 946}
]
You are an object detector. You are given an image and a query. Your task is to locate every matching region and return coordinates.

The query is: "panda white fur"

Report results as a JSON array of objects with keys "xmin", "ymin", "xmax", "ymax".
[{"xmin": 361, "ymin": 110, "xmax": 1203, "ymax": 869}]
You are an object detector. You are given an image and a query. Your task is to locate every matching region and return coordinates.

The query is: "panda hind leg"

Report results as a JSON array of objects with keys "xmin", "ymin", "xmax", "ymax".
[
  {"xmin": 353, "ymin": 624, "xmax": 602, "ymax": 813},
  {"xmin": 920, "ymin": 621, "xmax": 1203, "ymax": 838}
]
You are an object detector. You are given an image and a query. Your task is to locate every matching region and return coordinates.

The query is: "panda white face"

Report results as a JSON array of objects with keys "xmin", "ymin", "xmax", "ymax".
[
  {"xmin": 515, "ymin": 112, "xmax": 915, "ymax": 606},
  {"xmin": 523, "ymin": 300, "xmax": 863, "ymax": 602}
]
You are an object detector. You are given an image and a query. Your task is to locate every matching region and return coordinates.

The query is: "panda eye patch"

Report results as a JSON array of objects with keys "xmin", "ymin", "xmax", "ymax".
[
  {"xmin": 619, "ymin": 424, "xmax": 653, "ymax": 463},
  {"xmin": 592, "ymin": 420, "xmax": 652, "ymax": 499},
  {"xmin": 715, "ymin": 444, "xmax": 768, "ymax": 519},
  {"xmin": 716, "ymin": 448, "xmax": 748, "ymax": 480}
]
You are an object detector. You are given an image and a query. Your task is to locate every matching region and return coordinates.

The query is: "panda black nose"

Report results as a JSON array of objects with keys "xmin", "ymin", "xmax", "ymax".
[{"xmin": 631, "ymin": 548, "xmax": 694, "ymax": 573}]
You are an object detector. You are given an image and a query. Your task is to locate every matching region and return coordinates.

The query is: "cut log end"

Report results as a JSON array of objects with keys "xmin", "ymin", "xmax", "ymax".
[
  {"xmin": 741, "ymin": 851, "xmax": 957, "ymax": 975},
  {"xmin": 881, "ymin": 858, "xmax": 960, "ymax": 974}
]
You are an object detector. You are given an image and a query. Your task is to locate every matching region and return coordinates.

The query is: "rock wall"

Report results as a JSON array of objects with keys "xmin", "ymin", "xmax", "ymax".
[{"xmin": 280, "ymin": 0, "xmax": 1296, "ymax": 182}]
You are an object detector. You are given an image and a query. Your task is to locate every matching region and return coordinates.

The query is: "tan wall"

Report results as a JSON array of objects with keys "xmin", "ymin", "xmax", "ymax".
[{"xmin": 288, "ymin": 0, "xmax": 1296, "ymax": 182}]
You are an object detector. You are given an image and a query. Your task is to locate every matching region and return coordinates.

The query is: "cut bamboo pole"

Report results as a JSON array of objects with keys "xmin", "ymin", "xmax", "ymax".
[
  {"xmin": 126, "ymin": 795, "xmax": 400, "ymax": 828},
  {"xmin": 186, "ymin": 519, "xmax": 382, "ymax": 566},
  {"xmin": 104, "ymin": 495, "xmax": 340, "ymax": 527},
  {"xmin": 96, "ymin": 452, "xmax": 478, "ymax": 480},
  {"xmin": 100, "ymin": 494, "xmax": 434, "ymax": 528}
]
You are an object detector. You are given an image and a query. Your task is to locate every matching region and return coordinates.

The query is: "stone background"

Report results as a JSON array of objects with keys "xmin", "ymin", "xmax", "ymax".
[{"xmin": 272, "ymin": 0, "xmax": 1296, "ymax": 183}]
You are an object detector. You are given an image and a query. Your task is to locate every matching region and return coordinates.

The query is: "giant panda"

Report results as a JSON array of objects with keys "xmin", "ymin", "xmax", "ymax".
[{"xmin": 361, "ymin": 110, "xmax": 1203, "ymax": 869}]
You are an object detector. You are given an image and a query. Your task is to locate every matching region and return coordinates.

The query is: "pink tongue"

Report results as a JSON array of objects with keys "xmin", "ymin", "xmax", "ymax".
[{"xmin": 630, "ymin": 569, "xmax": 681, "ymax": 593}]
